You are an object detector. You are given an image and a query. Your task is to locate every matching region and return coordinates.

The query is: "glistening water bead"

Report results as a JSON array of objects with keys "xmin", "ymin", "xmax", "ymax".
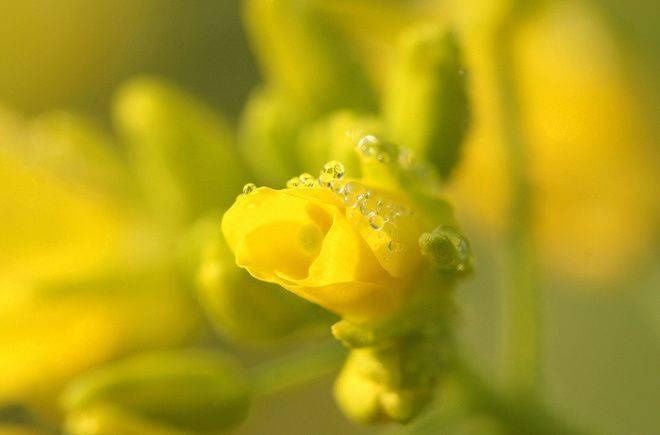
[
  {"xmin": 284, "ymin": 160, "xmax": 410, "ymax": 254},
  {"xmin": 368, "ymin": 214, "xmax": 386, "ymax": 231},
  {"xmin": 342, "ymin": 182, "xmax": 365, "ymax": 208},
  {"xmin": 242, "ymin": 183, "xmax": 257, "ymax": 195},
  {"xmin": 319, "ymin": 161, "xmax": 345, "ymax": 188},
  {"xmin": 356, "ymin": 135, "xmax": 391, "ymax": 163},
  {"xmin": 322, "ymin": 160, "xmax": 345, "ymax": 179},
  {"xmin": 286, "ymin": 176, "xmax": 301, "ymax": 188},
  {"xmin": 299, "ymin": 173, "xmax": 317, "ymax": 188}
]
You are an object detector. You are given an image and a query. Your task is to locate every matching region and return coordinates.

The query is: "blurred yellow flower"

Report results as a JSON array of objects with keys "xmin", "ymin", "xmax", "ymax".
[
  {"xmin": 222, "ymin": 179, "xmax": 424, "ymax": 321},
  {"xmin": 447, "ymin": 1, "xmax": 658, "ymax": 283},
  {"xmin": 0, "ymin": 78, "xmax": 246, "ymax": 418}
]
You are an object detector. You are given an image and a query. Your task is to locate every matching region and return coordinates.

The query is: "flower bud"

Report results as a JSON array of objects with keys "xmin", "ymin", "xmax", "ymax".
[
  {"xmin": 113, "ymin": 77, "xmax": 245, "ymax": 226},
  {"xmin": 238, "ymin": 87, "xmax": 306, "ymax": 185},
  {"xmin": 333, "ymin": 350, "xmax": 383, "ymax": 424},
  {"xmin": 197, "ymin": 214, "xmax": 332, "ymax": 343},
  {"xmin": 221, "ymin": 174, "xmax": 425, "ymax": 321},
  {"xmin": 334, "ymin": 347, "xmax": 435, "ymax": 424},
  {"xmin": 419, "ymin": 226, "xmax": 473, "ymax": 275},
  {"xmin": 384, "ymin": 25, "xmax": 470, "ymax": 179},
  {"xmin": 379, "ymin": 387, "xmax": 432, "ymax": 423},
  {"xmin": 296, "ymin": 111, "xmax": 382, "ymax": 179},
  {"xmin": 61, "ymin": 350, "xmax": 251, "ymax": 434},
  {"xmin": 28, "ymin": 111, "xmax": 131, "ymax": 198},
  {"xmin": 243, "ymin": 0, "xmax": 376, "ymax": 115}
]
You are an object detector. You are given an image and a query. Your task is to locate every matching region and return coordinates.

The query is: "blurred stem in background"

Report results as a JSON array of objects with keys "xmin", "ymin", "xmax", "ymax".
[
  {"xmin": 249, "ymin": 340, "xmax": 345, "ymax": 398},
  {"xmin": 490, "ymin": 6, "xmax": 540, "ymax": 397}
]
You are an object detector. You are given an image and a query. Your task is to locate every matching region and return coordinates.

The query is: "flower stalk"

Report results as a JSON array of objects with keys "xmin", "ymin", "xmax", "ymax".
[{"xmin": 490, "ymin": 14, "xmax": 541, "ymax": 397}]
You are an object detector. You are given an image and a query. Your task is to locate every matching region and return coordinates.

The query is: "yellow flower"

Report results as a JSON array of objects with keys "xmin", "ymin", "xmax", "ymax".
[{"xmin": 222, "ymin": 180, "xmax": 424, "ymax": 321}]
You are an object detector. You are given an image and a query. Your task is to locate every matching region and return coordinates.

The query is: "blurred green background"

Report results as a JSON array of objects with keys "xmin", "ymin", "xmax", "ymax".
[{"xmin": 0, "ymin": 1, "xmax": 658, "ymax": 434}]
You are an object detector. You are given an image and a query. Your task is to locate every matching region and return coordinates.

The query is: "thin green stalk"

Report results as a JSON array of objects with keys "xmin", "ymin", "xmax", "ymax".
[
  {"xmin": 490, "ymin": 20, "xmax": 541, "ymax": 397},
  {"xmin": 452, "ymin": 358, "xmax": 587, "ymax": 435},
  {"xmin": 248, "ymin": 340, "xmax": 346, "ymax": 397}
]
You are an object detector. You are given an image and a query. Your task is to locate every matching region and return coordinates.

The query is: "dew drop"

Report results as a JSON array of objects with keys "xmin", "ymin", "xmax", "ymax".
[
  {"xmin": 322, "ymin": 160, "xmax": 345, "ymax": 179},
  {"xmin": 242, "ymin": 183, "xmax": 257, "ymax": 195},
  {"xmin": 387, "ymin": 240, "xmax": 403, "ymax": 252},
  {"xmin": 286, "ymin": 177, "xmax": 301, "ymax": 188},
  {"xmin": 343, "ymin": 182, "xmax": 365, "ymax": 208},
  {"xmin": 328, "ymin": 178, "xmax": 345, "ymax": 193},
  {"xmin": 298, "ymin": 173, "xmax": 317, "ymax": 188},
  {"xmin": 356, "ymin": 135, "xmax": 379, "ymax": 156},
  {"xmin": 376, "ymin": 152, "xmax": 390, "ymax": 163},
  {"xmin": 357, "ymin": 191, "xmax": 373, "ymax": 215},
  {"xmin": 369, "ymin": 214, "xmax": 386, "ymax": 231},
  {"xmin": 318, "ymin": 172, "xmax": 334, "ymax": 187}
]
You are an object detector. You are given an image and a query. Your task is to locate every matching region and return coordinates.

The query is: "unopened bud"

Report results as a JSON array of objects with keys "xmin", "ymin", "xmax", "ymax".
[
  {"xmin": 238, "ymin": 87, "xmax": 306, "ymax": 185},
  {"xmin": 61, "ymin": 350, "xmax": 251, "ymax": 434},
  {"xmin": 419, "ymin": 226, "xmax": 473, "ymax": 274},
  {"xmin": 114, "ymin": 77, "xmax": 244, "ymax": 226},
  {"xmin": 243, "ymin": 0, "xmax": 376, "ymax": 115},
  {"xmin": 384, "ymin": 25, "xmax": 470, "ymax": 179}
]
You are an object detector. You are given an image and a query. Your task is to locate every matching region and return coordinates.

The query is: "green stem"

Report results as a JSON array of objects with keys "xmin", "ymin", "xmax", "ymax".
[
  {"xmin": 452, "ymin": 358, "xmax": 587, "ymax": 435},
  {"xmin": 491, "ymin": 18, "xmax": 541, "ymax": 397},
  {"xmin": 245, "ymin": 339, "xmax": 586, "ymax": 433},
  {"xmin": 248, "ymin": 340, "xmax": 346, "ymax": 397}
]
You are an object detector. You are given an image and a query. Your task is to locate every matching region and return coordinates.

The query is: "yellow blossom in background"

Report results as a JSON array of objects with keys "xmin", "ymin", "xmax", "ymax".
[
  {"xmin": 222, "ymin": 181, "xmax": 425, "ymax": 321},
  {"xmin": 0, "ymin": 78, "xmax": 252, "ymax": 419},
  {"xmin": 447, "ymin": 0, "xmax": 658, "ymax": 283}
]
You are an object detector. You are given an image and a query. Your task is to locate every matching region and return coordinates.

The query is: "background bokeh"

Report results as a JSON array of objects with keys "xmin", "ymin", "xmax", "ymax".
[{"xmin": 1, "ymin": 1, "xmax": 658, "ymax": 434}]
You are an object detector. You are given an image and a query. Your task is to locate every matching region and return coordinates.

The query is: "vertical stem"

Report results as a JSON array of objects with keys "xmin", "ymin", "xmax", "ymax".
[{"xmin": 490, "ymin": 19, "xmax": 540, "ymax": 397}]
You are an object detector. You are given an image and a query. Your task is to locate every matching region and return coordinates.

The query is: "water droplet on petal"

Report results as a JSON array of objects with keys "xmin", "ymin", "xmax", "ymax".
[
  {"xmin": 356, "ymin": 135, "xmax": 379, "ymax": 156},
  {"xmin": 387, "ymin": 240, "xmax": 403, "ymax": 252},
  {"xmin": 369, "ymin": 214, "xmax": 386, "ymax": 231},
  {"xmin": 343, "ymin": 182, "xmax": 366, "ymax": 208},
  {"xmin": 242, "ymin": 183, "xmax": 257, "ymax": 195},
  {"xmin": 376, "ymin": 152, "xmax": 390, "ymax": 163},
  {"xmin": 286, "ymin": 177, "xmax": 301, "ymax": 188},
  {"xmin": 322, "ymin": 160, "xmax": 345, "ymax": 179},
  {"xmin": 298, "ymin": 173, "xmax": 317, "ymax": 188},
  {"xmin": 328, "ymin": 178, "xmax": 345, "ymax": 193}
]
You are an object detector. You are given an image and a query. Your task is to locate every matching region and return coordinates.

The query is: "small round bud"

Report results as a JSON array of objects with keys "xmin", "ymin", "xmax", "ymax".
[{"xmin": 419, "ymin": 226, "xmax": 473, "ymax": 274}]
